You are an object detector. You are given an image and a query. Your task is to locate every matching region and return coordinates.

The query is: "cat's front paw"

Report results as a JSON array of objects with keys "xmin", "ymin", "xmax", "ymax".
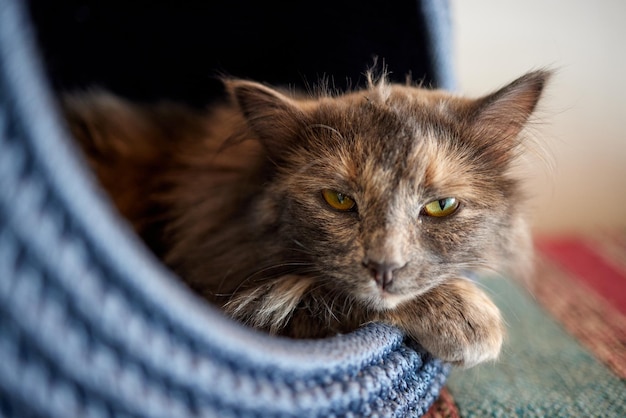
[{"xmin": 387, "ymin": 278, "xmax": 504, "ymax": 368}]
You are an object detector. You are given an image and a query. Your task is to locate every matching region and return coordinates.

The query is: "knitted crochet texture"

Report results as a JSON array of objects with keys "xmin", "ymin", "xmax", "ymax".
[{"xmin": 0, "ymin": 0, "xmax": 452, "ymax": 416}]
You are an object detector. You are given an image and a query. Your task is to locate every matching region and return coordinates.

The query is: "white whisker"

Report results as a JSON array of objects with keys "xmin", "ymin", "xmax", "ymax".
[{"xmin": 306, "ymin": 123, "xmax": 346, "ymax": 142}]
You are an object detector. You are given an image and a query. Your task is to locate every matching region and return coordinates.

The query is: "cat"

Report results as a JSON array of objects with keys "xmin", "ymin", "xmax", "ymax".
[{"xmin": 63, "ymin": 69, "xmax": 550, "ymax": 367}]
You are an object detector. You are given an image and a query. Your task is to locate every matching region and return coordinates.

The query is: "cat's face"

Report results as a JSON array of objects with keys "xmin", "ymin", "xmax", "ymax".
[{"xmin": 228, "ymin": 72, "xmax": 547, "ymax": 311}]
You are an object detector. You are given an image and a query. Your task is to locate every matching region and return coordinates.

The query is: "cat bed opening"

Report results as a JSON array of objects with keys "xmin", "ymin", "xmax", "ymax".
[{"xmin": 0, "ymin": 0, "xmax": 453, "ymax": 416}]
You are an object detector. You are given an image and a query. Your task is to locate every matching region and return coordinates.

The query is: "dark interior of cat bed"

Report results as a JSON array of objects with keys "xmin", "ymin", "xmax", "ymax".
[
  {"xmin": 0, "ymin": 0, "xmax": 453, "ymax": 416},
  {"xmin": 28, "ymin": 0, "xmax": 453, "ymax": 105}
]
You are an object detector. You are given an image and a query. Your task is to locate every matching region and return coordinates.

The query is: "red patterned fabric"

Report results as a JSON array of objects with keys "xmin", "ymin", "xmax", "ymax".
[
  {"xmin": 534, "ymin": 232, "xmax": 626, "ymax": 378},
  {"xmin": 423, "ymin": 388, "xmax": 460, "ymax": 418}
]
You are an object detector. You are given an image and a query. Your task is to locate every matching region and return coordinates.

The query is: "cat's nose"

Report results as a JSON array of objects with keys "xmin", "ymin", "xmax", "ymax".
[{"xmin": 363, "ymin": 260, "xmax": 405, "ymax": 290}]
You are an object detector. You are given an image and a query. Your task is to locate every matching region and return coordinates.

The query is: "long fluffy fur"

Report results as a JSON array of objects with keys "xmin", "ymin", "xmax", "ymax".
[{"xmin": 63, "ymin": 69, "xmax": 550, "ymax": 367}]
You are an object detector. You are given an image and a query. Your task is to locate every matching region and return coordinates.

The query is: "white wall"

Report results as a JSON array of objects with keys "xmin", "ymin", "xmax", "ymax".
[{"xmin": 451, "ymin": 0, "xmax": 626, "ymax": 234}]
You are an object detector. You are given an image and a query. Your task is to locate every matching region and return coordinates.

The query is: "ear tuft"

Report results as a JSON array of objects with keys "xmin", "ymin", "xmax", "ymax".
[
  {"xmin": 224, "ymin": 79, "xmax": 294, "ymax": 115},
  {"xmin": 472, "ymin": 70, "xmax": 551, "ymax": 140},
  {"xmin": 223, "ymin": 79, "xmax": 306, "ymax": 146},
  {"xmin": 466, "ymin": 70, "xmax": 552, "ymax": 166}
]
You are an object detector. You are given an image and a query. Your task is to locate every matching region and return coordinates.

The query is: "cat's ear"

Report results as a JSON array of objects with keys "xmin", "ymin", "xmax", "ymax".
[
  {"xmin": 223, "ymin": 79, "xmax": 307, "ymax": 148},
  {"xmin": 468, "ymin": 70, "xmax": 551, "ymax": 160}
]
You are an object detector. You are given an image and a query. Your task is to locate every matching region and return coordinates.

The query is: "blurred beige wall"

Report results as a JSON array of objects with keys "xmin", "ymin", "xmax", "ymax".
[{"xmin": 451, "ymin": 0, "xmax": 626, "ymax": 234}]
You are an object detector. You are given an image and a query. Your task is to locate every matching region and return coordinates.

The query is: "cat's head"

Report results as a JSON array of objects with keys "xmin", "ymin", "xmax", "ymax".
[{"xmin": 225, "ymin": 71, "xmax": 549, "ymax": 311}]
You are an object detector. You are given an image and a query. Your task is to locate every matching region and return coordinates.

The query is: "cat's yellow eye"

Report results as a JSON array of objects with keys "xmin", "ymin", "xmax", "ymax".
[
  {"xmin": 422, "ymin": 197, "xmax": 459, "ymax": 218},
  {"xmin": 322, "ymin": 189, "xmax": 356, "ymax": 211}
]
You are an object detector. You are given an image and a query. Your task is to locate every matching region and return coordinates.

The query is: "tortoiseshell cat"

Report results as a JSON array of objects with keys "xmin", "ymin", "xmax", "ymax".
[{"xmin": 64, "ymin": 69, "xmax": 549, "ymax": 367}]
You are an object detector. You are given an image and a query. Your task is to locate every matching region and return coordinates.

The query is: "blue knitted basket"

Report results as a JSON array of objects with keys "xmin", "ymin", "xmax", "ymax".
[{"xmin": 0, "ymin": 0, "xmax": 453, "ymax": 416}]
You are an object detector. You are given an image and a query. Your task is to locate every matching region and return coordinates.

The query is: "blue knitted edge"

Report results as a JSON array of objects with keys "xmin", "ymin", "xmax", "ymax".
[
  {"xmin": 0, "ymin": 0, "xmax": 451, "ymax": 416},
  {"xmin": 418, "ymin": 0, "xmax": 457, "ymax": 91}
]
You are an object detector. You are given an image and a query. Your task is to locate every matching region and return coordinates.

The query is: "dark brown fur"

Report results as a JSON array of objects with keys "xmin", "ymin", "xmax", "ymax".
[{"xmin": 63, "ymin": 70, "xmax": 549, "ymax": 367}]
